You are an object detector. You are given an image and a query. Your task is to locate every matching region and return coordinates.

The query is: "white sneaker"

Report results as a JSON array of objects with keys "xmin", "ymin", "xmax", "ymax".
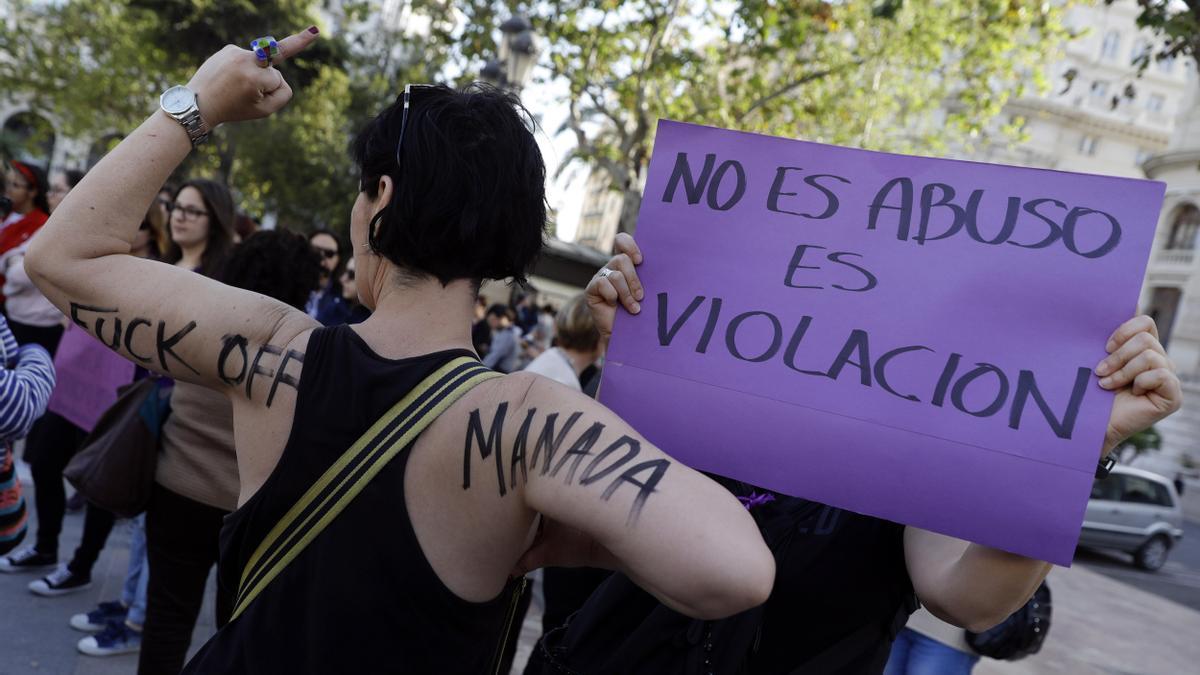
[
  {"xmin": 77, "ymin": 620, "xmax": 142, "ymax": 656},
  {"xmin": 29, "ymin": 566, "xmax": 92, "ymax": 597},
  {"xmin": 0, "ymin": 547, "xmax": 57, "ymax": 573}
]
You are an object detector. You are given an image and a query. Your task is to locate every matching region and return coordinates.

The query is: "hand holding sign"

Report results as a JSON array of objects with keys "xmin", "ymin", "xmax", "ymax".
[
  {"xmin": 599, "ymin": 120, "xmax": 1171, "ymax": 564},
  {"xmin": 1096, "ymin": 316, "xmax": 1182, "ymax": 456}
]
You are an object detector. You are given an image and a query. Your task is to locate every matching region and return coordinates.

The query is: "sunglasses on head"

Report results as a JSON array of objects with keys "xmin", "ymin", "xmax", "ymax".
[{"xmin": 367, "ymin": 83, "xmax": 436, "ymax": 245}]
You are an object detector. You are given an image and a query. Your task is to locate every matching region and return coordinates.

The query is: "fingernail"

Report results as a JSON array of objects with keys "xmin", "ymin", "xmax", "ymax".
[
  {"xmin": 1099, "ymin": 377, "xmax": 1113, "ymax": 388},
  {"xmin": 1105, "ymin": 339, "xmax": 1116, "ymax": 353},
  {"xmin": 308, "ymin": 25, "xmax": 320, "ymax": 34},
  {"xmin": 635, "ymin": 290, "xmax": 644, "ymax": 301},
  {"xmin": 1095, "ymin": 361, "xmax": 1109, "ymax": 376},
  {"xmin": 631, "ymin": 301, "xmax": 641, "ymax": 313}
]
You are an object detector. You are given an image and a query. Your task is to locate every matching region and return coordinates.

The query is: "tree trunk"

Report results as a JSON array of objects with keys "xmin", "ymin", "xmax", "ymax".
[
  {"xmin": 217, "ymin": 133, "xmax": 237, "ymax": 186},
  {"xmin": 616, "ymin": 188, "xmax": 642, "ymax": 244}
]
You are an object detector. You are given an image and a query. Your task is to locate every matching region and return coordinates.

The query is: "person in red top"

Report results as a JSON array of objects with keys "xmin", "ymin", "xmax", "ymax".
[{"xmin": 1, "ymin": 161, "xmax": 50, "ymax": 314}]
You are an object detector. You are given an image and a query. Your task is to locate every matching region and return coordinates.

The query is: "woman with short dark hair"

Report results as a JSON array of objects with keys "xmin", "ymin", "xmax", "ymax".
[
  {"xmin": 25, "ymin": 31, "xmax": 773, "ymax": 674},
  {"xmin": 307, "ymin": 229, "xmax": 344, "ymax": 325}
]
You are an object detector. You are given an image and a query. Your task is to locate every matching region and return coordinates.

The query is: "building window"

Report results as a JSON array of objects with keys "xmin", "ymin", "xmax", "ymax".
[
  {"xmin": 1131, "ymin": 38, "xmax": 1151, "ymax": 64},
  {"xmin": 1158, "ymin": 55, "xmax": 1175, "ymax": 75},
  {"xmin": 1147, "ymin": 93, "xmax": 1166, "ymax": 112},
  {"xmin": 1146, "ymin": 286, "xmax": 1183, "ymax": 349},
  {"xmin": 1078, "ymin": 135, "xmax": 1099, "ymax": 156},
  {"xmin": 1101, "ymin": 30, "xmax": 1121, "ymax": 60},
  {"xmin": 1167, "ymin": 204, "xmax": 1200, "ymax": 249},
  {"xmin": 1090, "ymin": 80, "xmax": 1110, "ymax": 99}
]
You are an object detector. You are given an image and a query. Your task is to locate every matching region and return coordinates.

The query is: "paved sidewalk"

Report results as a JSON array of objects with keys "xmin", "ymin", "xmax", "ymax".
[
  {"xmin": 1, "ymin": 463, "xmax": 217, "ymax": 675},
  {"xmin": 5, "ymin": 458, "xmax": 1199, "ymax": 674},
  {"xmin": 977, "ymin": 561, "xmax": 1200, "ymax": 675}
]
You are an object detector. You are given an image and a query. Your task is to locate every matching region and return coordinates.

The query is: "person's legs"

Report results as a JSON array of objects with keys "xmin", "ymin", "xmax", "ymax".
[
  {"xmin": 66, "ymin": 503, "xmax": 117, "ymax": 578},
  {"xmin": 900, "ymin": 630, "xmax": 979, "ymax": 675},
  {"xmin": 139, "ymin": 485, "xmax": 227, "ymax": 675},
  {"xmin": 28, "ymin": 412, "xmax": 85, "ymax": 558},
  {"xmin": 883, "ymin": 628, "xmax": 915, "ymax": 675},
  {"xmin": 125, "ymin": 516, "xmax": 149, "ymax": 628},
  {"xmin": 1, "ymin": 413, "xmax": 85, "ymax": 572},
  {"xmin": 29, "ymin": 502, "xmax": 116, "ymax": 596}
]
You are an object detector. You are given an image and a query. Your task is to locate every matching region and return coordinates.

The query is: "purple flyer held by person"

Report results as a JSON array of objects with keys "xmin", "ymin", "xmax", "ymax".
[{"xmin": 599, "ymin": 120, "xmax": 1166, "ymax": 566}]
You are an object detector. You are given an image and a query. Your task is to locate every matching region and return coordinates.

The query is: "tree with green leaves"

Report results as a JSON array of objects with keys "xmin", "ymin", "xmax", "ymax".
[
  {"xmin": 415, "ymin": 0, "xmax": 1073, "ymax": 240},
  {"xmin": 0, "ymin": 0, "xmax": 370, "ymax": 228},
  {"xmin": 1111, "ymin": 0, "xmax": 1200, "ymax": 71}
]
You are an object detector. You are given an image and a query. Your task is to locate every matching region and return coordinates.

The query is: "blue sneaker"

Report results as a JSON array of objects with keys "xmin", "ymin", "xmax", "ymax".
[
  {"xmin": 77, "ymin": 619, "xmax": 141, "ymax": 656},
  {"xmin": 70, "ymin": 601, "xmax": 128, "ymax": 632}
]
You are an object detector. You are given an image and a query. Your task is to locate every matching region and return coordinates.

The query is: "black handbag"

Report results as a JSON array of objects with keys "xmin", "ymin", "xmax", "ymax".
[
  {"xmin": 965, "ymin": 581, "xmax": 1051, "ymax": 661},
  {"xmin": 62, "ymin": 377, "xmax": 170, "ymax": 518}
]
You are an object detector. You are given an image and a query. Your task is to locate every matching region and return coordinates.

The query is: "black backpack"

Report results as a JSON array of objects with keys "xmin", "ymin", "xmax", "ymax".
[{"xmin": 965, "ymin": 582, "xmax": 1051, "ymax": 661}]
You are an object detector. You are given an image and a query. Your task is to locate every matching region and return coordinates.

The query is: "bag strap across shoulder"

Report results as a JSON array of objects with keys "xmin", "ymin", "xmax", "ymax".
[{"xmin": 231, "ymin": 356, "xmax": 501, "ymax": 621}]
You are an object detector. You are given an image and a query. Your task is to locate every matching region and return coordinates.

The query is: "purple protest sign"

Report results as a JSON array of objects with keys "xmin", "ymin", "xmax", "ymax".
[{"xmin": 599, "ymin": 120, "xmax": 1165, "ymax": 565}]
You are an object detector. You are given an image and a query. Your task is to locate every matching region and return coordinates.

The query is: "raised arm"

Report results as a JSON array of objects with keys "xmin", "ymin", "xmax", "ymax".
[{"xmin": 24, "ymin": 31, "xmax": 320, "ymax": 406}]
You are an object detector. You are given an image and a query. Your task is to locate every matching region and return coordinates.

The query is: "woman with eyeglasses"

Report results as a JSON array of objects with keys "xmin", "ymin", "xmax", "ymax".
[
  {"xmin": 306, "ymin": 229, "xmax": 346, "ymax": 325},
  {"xmin": 164, "ymin": 180, "xmax": 235, "ymax": 277},
  {"xmin": 23, "ymin": 30, "xmax": 774, "ymax": 673}
]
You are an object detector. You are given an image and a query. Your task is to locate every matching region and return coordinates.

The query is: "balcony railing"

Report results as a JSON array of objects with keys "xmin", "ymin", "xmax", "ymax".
[{"xmin": 1155, "ymin": 248, "xmax": 1196, "ymax": 267}]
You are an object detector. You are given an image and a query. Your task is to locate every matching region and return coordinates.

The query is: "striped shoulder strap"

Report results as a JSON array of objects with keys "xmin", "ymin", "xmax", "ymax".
[{"xmin": 231, "ymin": 356, "xmax": 501, "ymax": 621}]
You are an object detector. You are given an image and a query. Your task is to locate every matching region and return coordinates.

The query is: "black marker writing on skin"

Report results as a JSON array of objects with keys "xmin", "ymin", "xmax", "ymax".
[
  {"xmin": 463, "ymin": 406, "xmax": 671, "ymax": 523},
  {"xmin": 70, "ymin": 302, "xmax": 200, "ymax": 374},
  {"xmin": 123, "ymin": 318, "xmax": 153, "ymax": 362},
  {"xmin": 216, "ymin": 335, "xmax": 303, "ymax": 406},
  {"xmin": 157, "ymin": 320, "xmax": 200, "ymax": 375}
]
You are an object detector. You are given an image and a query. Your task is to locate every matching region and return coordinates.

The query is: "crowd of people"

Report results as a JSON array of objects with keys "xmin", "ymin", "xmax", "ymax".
[
  {"xmin": 0, "ymin": 146, "xmax": 612, "ymax": 672},
  {"xmin": 0, "ymin": 26, "xmax": 1185, "ymax": 675}
]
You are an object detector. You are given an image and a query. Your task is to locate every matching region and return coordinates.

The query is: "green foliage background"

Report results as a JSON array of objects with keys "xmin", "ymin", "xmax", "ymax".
[{"xmin": 0, "ymin": 0, "xmax": 1078, "ymax": 236}]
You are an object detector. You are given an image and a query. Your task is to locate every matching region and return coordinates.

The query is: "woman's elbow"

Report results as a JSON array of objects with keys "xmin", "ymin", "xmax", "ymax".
[
  {"xmin": 928, "ymin": 596, "xmax": 1022, "ymax": 633},
  {"xmin": 687, "ymin": 545, "xmax": 775, "ymax": 620},
  {"xmin": 23, "ymin": 238, "xmax": 51, "ymax": 285}
]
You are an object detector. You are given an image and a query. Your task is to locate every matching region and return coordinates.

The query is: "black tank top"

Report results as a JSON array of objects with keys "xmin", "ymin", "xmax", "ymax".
[{"xmin": 184, "ymin": 326, "xmax": 518, "ymax": 674}]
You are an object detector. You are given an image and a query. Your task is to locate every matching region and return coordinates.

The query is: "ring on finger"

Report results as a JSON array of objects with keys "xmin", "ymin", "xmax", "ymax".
[
  {"xmin": 597, "ymin": 267, "xmax": 616, "ymax": 279},
  {"xmin": 251, "ymin": 36, "xmax": 280, "ymax": 68}
]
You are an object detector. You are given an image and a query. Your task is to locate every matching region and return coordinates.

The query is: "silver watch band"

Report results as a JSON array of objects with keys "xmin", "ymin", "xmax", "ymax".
[{"xmin": 176, "ymin": 109, "xmax": 210, "ymax": 147}]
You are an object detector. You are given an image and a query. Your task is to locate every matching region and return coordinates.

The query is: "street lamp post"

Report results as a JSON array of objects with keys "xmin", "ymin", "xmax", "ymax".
[{"xmin": 480, "ymin": 15, "xmax": 539, "ymax": 92}]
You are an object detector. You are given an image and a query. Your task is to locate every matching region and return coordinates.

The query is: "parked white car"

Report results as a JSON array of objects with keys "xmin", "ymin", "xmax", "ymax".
[{"xmin": 1079, "ymin": 465, "xmax": 1185, "ymax": 571}]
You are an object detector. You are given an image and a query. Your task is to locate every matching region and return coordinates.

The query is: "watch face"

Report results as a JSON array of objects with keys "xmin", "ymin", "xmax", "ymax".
[{"xmin": 161, "ymin": 86, "xmax": 194, "ymax": 115}]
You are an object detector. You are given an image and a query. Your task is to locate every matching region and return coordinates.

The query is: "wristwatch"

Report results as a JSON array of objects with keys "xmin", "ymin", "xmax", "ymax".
[
  {"xmin": 1096, "ymin": 453, "xmax": 1117, "ymax": 479},
  {"xmin": 159, "ymin": 85, "xmax": 211, "ymax": 147}
]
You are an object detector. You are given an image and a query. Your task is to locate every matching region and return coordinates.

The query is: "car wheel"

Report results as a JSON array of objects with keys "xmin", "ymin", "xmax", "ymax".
[{"xmin": 1135, "ymin": 535, "xmax": 1170, "ymax": 571}]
